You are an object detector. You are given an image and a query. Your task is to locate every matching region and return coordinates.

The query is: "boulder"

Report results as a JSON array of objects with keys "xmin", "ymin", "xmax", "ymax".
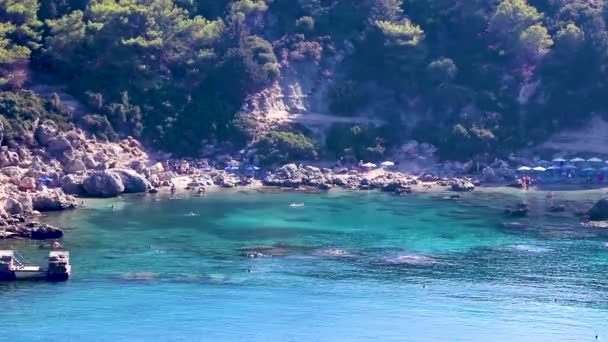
[
  {"xmin": 149, "ymin": 162, "xmax": 164, "ymax": 174},
  {"xmin": 32, "ymin": 191, "xmax": 77, "ymax": 211},
  {"xmin": 109, "ymin": 168, "xmax": 150, "ymax": 193},
  {"xmin": 589, "ymin": 198, "xmax": 608, "ymax": 221},
  {"xmin": 60, "ymin": 175, "xmax": 86, "ymax": 195},
  {"xmin": 47, "ymin": 135, "xmax": 73, "ymax": 156},
  {"xmin": 18, "ymin": 177, "xmax": 36, "ymax": 191},
  {"xmin": 34, "ymin": 120, "xmax": 59, "ymax": 146},
  {"xmin": 83, "ymin": 171, "xmax": 125, "ymax": 197},
  {"xmin": 4, "ymin": 197, "xmax": 23, "ymax": 215},
  {"xmin": 29, "ymin": 223, "xmax": 64, "ymax": 240},
  {"xmin": 1, "ymin": 166, "xmax": 24, "ymax": 178},
  {"xmin": 63, "ymin": 158, "xmax": 87, "ymax": 174},
  {"xmin": 83, "ymin": 154, "xmax": 98, "ymax": 170},
  {"xmin": 451, "ymin": 179, "xmax": 475, "ymax": 192}
]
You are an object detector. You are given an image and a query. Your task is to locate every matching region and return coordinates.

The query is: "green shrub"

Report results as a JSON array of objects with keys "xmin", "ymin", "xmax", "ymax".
[
  {"xmin": 254, "ymin": 131, "xmax": 319, "ymax": 165},
  {"xmin": 79, "ymin": 114, "xmax": 119, "ymax": 142},
  {"xmin": 0, "ymin": 90, "xmax": 72, "ymax": 143}
]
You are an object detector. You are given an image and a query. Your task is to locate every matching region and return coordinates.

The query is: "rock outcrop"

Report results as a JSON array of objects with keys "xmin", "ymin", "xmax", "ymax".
[
  {"xmin": 451, "ymin": 179, "xmax": 475, "ymax": 192},
  {"xmin": 60, "ymin": 175, "xmax": 86, "ymax": 195},
  {"xmin": 83, "ymin": 171, "xmax": 125, "ymax": 197},
  {"xmin": 589, "ymin": 198, "xmax": 608, "ymax": 221},
  {"xmin": 109, "ymin": 168, "xmax": 150, "ymax": 193},
  {"xmin": 32, "ymin": 190, "xmax": 77, "ymax": 212},
  {"xmin": 34, "ymin": 120, "xmax": 59, "ymax": 146}
]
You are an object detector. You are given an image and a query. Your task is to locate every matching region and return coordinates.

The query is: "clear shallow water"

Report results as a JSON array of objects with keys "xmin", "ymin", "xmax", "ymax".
[{"xmin": 1, "ymin": 189, "xmax": 608, "ymax": 341}]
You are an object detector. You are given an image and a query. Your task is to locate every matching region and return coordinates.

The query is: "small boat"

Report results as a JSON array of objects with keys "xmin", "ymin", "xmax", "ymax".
[
  {"xmin": 290, "ymin": 203, "xmax": 304, "ymax": 208},
  {"xmin": 0, "ymin": 250, "xmax": 71, "ymax": 282}
]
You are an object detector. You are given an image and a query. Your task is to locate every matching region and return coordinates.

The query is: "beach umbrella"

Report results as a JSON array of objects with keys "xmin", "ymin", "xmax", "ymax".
[
  {"xmin": 582, "ymin": 167, "xmax": 596, "ymax": 173},
  {"xmin": 37, "ymin": 177, "xmax": 53, "ymax": 183},
  {"xmin": 246, "ymin": 166, "xmax": 261, "ymax": 172},
  {"xmin": 547, "ymin": 166, "xmax": 561, "ymax": 171},
  {"xmin": 570, "ymin": 157, "xmax": 585, "ymax": 163},
  {"xmin": 224, "ymin": 165, "xmax": 239, "ymax": 171},
  {"xmin": 200, "ymin": 167, "xmax": 212, "ymax": 172},
  {"xmin": 552, "ymin": 158, "xmax": 567, "ymax": 163},
  {"xmin": 380, "ymin": 161, "xmax": 395, "ymax": 167},
  {"xmin": 532, "ymin": 166, "xmax": 546, "ymax": 172},
  {"xmin": 517, "ymin": 166, "xmax": 531, "ymax": 172},
  {"xmin": 562, "ymin": 164, "xmax": 577, "ymax": 170},
  {"xmin": 587, "ymin": 157, "xmax": 603, "ymax": 163},
  {"xmin": 600, "ymin": 166, "xmax": 608, "ymax": 172},
  {"xmin": 537, "ymin": 160, "xmax": 551, "ymax": 166},
  {"xmin": 362, "ymin": 162, "xmax": 377, "ymax": 168}
]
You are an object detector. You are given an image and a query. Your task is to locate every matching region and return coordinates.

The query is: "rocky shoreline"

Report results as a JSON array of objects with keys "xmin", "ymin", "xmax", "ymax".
[{"xmin": 3, "ymin": 119, "xmax": 608, "ymax": 241}]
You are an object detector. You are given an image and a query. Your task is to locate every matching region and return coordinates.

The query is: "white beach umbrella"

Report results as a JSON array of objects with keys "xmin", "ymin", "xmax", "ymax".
[
  {"xmin": 569, "ymin": 157, "xmax": 585, "ymax": 163},
  {"xmin": 362, "ymin": 162, "xmax": 377, "ymax": 168},
  {"xmin": 587, "ymin": 157, "xmax": 603, "ymax": 163},
  {"xmin": 517, "ymin": 166, "xmax": 532, "ymax": 172},
  {"xmin": 380, "ymin": 161, "xmax": 395, "ymax": 167},
  {"xmin": 552, "ymin": 158, "xmax": 566, "ymax": 162},
  {"xmin": 532, "ymin": 166, "xmax": 546, "ymax": 172}
]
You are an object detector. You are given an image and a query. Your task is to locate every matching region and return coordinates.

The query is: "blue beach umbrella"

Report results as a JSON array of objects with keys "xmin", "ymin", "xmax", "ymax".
[
  {"xmin": 547, "ymin": 166, "xmax": 561, "ymax": 171},
  {"xmin": 224, "ymin": 165, "xmax": 239, "ymax": 171},
  {"xmin": 562, "ymin": 164, "xmax": 577, "ymax": 170},
  {"xmin": 37, "ymin": 177, "xmax": 53, "ymax": 183},
  {"xmin": 582, "ymin": 167, "xmax": 596, "ymax": 173},
  {"xmin": 600, "ymin": 166, "xmax": 608, "ymax": 172},
  {"xmin": 246, "ymin": 166, "xmax": 261, "ymax": 172},
  {"xmin": 537, "ymin": 160, "xmax": 551, "ymax": 166}
]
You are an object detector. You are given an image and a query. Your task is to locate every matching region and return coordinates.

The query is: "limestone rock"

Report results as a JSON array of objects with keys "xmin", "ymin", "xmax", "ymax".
[
  {"xmin": 451, "ymin": 179, "xmax": 475, "ymax": 192},
  {"xmin": 1, "ymin": 166, "xmax": 24, "ymax": 178},
  {"xmin": 63, "ymin": 158, "xmax": 87, "ymax": 174},
  {"xmin": 32, "ymin": 190, "xmax": 77, "ymax": 212},
  {"xmin": 83, "ymin": 170, "xmax": 125, "ymax": 197},
  {"xmin": 18, "ymin": 177, "xmax": 36, "ymax": 191},
  {"xmin": 35, "ymin": 120, "xmax": 59, "ymax": 146},
  {"xmin": 60, "ymin": 175, "xmax": 85, "ymax": 195},
  {"xmin": 47, "ymin": 135, "xmax": 73, "ymax": 156},
  {"xmin": 109, "ymin": 168, "xmax": 150, "ymax": 193},
  {"xmin": 4, "ymin": 197, "xmax": 23, "ymax": 215}
]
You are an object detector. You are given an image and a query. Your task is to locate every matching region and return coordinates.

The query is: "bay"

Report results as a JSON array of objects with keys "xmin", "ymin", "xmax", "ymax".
[{"xmin": 1, "ymin": 189, "xmax": 607, "ymax": 341}]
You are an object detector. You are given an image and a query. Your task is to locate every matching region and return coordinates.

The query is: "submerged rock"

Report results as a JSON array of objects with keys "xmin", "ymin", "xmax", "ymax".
[{"xmin": 382, "ymin": 254, "xmax": 437, "ymax": 266}]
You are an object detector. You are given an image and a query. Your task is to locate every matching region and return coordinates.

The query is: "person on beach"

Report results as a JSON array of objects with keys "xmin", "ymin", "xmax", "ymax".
[
  {"xmin": 546, "ymin": 192, "xmax": 554, "ymax": 200},
  {"xmin": 170, "ymin": 183, "xmax": 176, "ymax": 194}
]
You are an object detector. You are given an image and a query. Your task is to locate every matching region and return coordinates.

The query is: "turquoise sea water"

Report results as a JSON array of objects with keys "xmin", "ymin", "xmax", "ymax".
[{"xmin": 1, "ymin": 189, "xmax": 608, "ymax": 341}]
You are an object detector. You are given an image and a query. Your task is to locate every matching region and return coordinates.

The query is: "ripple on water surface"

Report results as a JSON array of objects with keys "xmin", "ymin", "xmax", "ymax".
[{"xmin": 1, "ymin": 190, "xmax": 607, "ymax": 341}]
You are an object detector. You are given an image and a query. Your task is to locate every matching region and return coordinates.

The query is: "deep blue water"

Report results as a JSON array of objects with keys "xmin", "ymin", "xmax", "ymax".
[{"xmin": 1, "ymin": 189, "xmax": 608, "ymax": 341}]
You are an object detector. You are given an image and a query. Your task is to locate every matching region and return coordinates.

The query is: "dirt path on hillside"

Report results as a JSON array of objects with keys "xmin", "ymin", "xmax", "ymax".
[{"xmin": 537, "ymin": 116, "xmax": 608, "ymax": 155}]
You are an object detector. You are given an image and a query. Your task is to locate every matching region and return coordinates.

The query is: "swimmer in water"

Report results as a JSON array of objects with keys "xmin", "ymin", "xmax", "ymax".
[{"xmin": 247, "ymin": 267, "xmax": 252, "ymax": 273}]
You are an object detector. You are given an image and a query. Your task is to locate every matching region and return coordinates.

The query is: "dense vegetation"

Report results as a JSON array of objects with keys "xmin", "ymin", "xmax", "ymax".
[{"xmin": 1, "ymin": 0, "xmax": 608, "ymax": 160}]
